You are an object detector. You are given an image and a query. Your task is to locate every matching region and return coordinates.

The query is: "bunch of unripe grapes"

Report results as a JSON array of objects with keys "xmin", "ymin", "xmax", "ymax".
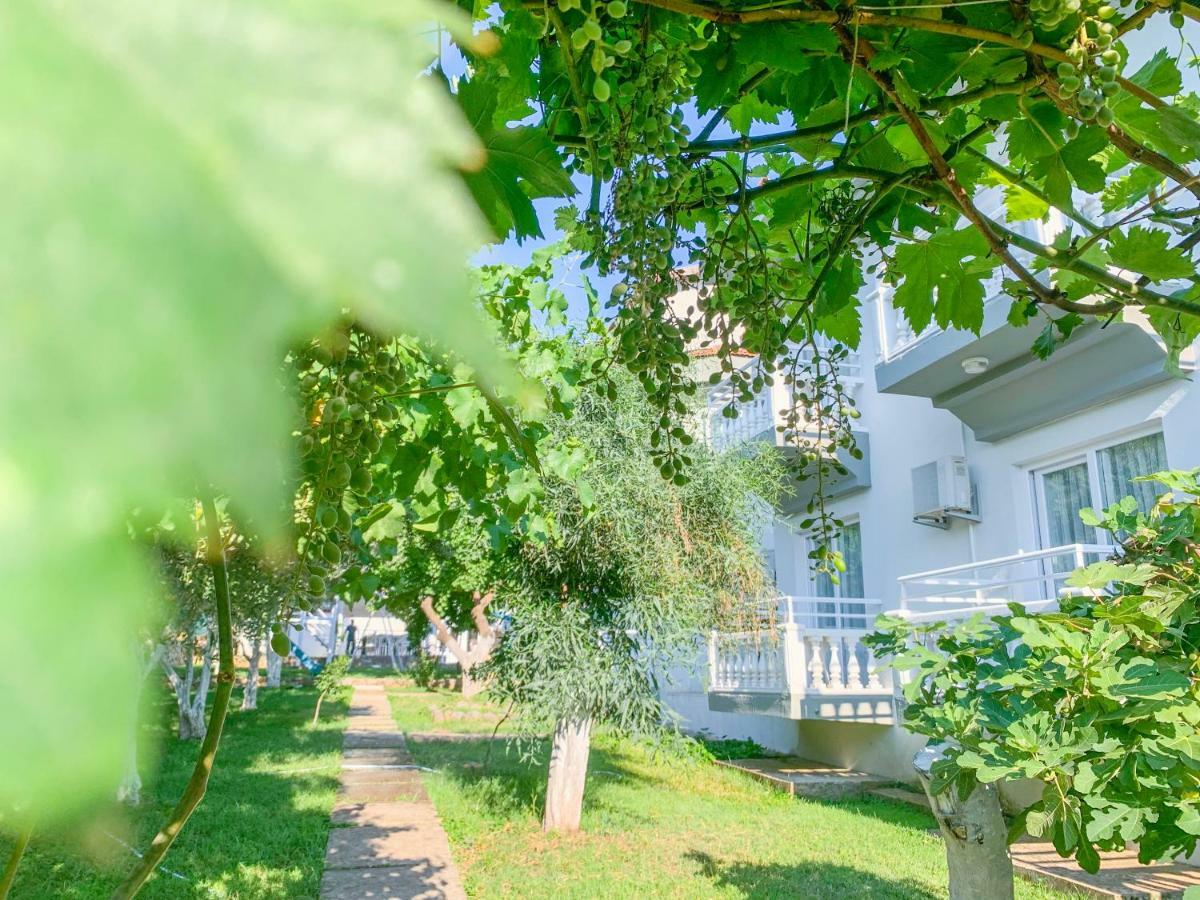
[
  {"xmin": 559, "ymin": 0, "xmax": 630, "ymax": 104},
  {"xmin": 292, "ymin": 328, "xmax": 403, "ymax": 606},
  {"xmin": 1023, "ymin": 0, "xmax": 1125, "ymax": 126}
]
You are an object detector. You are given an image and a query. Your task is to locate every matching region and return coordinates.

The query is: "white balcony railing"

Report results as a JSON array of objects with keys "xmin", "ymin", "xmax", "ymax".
[
  {"xmin": 707, "ymin": 595, "xmax": 892, "ymax": 704},
  {"xmin": 895, "ymin": 543, "xmax": 1113, "ymax": 624}
]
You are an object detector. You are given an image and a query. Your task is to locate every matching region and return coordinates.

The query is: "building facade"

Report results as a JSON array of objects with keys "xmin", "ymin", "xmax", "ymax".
[{"xmin": 664, "ymin": 280, "xmax": 1200, "ymax": 783}]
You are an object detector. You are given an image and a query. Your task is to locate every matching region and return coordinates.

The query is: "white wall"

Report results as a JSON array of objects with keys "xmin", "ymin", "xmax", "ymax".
[
  {"xmin": 664, "ymin": 291, "xmax": 1200, "ymax": 775},
  {"xmin": 778, "ymin": 295, "xmax": 1200, "ymax": 607}
]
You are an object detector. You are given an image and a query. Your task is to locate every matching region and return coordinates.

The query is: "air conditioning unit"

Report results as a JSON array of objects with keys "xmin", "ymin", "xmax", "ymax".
[{"xmin": 912, "ymin": 456, "xmax": 980, "ymax": 528}]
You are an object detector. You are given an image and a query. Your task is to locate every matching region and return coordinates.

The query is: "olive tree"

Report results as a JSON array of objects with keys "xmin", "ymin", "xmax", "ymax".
[{"xmin": 481, "ymin": 370, "xmax": 782, "ymax": 832}]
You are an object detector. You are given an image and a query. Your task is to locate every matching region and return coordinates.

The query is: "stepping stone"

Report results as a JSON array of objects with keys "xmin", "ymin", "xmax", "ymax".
[
  {"xmin": 332, "ymin": 801, "xmax": 441, "ymax": 828},
  {"xmin": 348, "ymin": 717, "xmax": 398, "ymax": 730},
  {"xmin": 319, "ymin": 863, "xmax": 466, "ymax": 899},
  {"xmin": 343, "ymin": 748, "xmax": 413, "ymax": 767},
  {"xmin": 1011, "ymin": 842, "xmax": 1200, "ymax": 900},
  {"xmin": 336, "ymin": 779, "xmax": 429, "ymax": 805},
  {"xmin": 345, "ymin": 730, "xmax": 408, "ymax": 750},
  {"xmin": 325, "ymin": 814, "xmax": 456, "ymax": 871},
  {"xmin": 717, "ymin": 757, "xmax": 891, "ymax": 800},
  {"xmin": 340, "ymin": 769, "xmax": 425, "ymax": 787}
]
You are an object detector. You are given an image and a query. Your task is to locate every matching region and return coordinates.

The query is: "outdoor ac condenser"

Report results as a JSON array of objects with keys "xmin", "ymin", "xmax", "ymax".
[{"xmin": 911, "ymin": 455, "xmax": 979, "ymax": 528}]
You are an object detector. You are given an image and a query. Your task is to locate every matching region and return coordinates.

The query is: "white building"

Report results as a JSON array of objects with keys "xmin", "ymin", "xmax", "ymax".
[{"xmin": 665, "ymin": 281, "xmax": 1200, "ymax": 783}]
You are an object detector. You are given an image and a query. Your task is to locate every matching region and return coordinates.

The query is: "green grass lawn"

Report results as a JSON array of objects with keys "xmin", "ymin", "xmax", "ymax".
[
  {"xmin": 389, "ymin": 690, "xmax": 1079, "ymax": 900},
  {"xmin": 387, "ymin": 684, "xmax": 518, "ymax": 736},
  {"xmin": 1, "ymin": 678, "xmax": 346, "ymax": 899}
]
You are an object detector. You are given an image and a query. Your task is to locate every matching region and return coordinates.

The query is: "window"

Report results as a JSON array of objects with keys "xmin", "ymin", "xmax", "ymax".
[
  {"xmin": 1097, "ymin": 433, "xmax": 1167, "ymax": 511},
  {"xmin": 1033, "ymin": 432, "xmax": 1168, "ymax": 561},
  {"xmin": 813, "ymin": 522, "xmax": 867, "ymax": 628}
]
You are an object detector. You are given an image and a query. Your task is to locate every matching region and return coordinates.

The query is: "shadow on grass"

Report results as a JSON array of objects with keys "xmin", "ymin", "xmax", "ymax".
[
  {"xmin": 686, "ymin": 850, "xmax": 940, "ymax": 900},
  {"xmin": 406, "ymin": 733, "xmax": 657, "ymax": 828}
]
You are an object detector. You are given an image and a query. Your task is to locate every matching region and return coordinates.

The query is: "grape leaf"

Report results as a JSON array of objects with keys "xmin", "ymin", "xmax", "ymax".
[
  {"xmin": 1108, "ymin": 227, "xmax": 1195, "ymax": 281},
  {"xmin": 0, "ymin": 0, "xmax": 502, "ymax": 818},
  {"xmin": 891, "ymin": 229, "xmax": 993, "ymax": 334},
  {"xmin": 458, "ymin": 76, "xmax": 576, "ymax": 241}
]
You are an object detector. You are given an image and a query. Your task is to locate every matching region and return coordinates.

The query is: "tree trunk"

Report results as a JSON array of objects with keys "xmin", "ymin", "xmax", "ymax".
[
  {"xmin": 915, "ymin": 744, "xmax": 1014, "ymax": 900},
  {"xmin": 460, "ymin": 631, "xmax": 496, "ymax": 698},
  {"xmin": 265, "ymin": 641, "xmax": 283, "ymax": 688},
  {"xmin": 543, "ymin": 716, "xmax": 592, "ymax": 833},
  {"xmin": 118, "ymin": 644, "xmax": 164, "ymax": 806},
  {"xmin": 241, "ymin": 636, "xmax": 262, "ymax": 711},
  {"xmin": 420, "ymin": 591, "xmax": 498, "ymax": 697}
]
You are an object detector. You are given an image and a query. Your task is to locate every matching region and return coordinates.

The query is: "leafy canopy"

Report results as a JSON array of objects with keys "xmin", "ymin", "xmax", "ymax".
[
  {"xmin": 868, "ymin": 471, "xmax": 1200, "ymax": 874},
  {"xmin": 481, "ymin": 368, "xmax": 783, "ymax": 734},
  {"xmin": 451, "ymin": 0, "xmax": 1200, "ymax": 540}
]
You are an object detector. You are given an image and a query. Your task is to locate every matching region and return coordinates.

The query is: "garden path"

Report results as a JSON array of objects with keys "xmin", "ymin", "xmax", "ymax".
[{"xmin": 319, "ymin": 681, "xmax": 466, "ymax": 900}]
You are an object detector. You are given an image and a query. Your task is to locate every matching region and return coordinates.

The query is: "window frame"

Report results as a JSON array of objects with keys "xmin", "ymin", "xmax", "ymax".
[{"xmin": 1029, "ymin": 428, "xmax": 1168, "ymax": 553}]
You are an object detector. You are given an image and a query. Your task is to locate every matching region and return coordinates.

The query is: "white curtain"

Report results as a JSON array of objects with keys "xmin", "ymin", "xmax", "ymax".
[
  {"xmin": 1098, "ymin": 433, "xmax": 1167, "ymax": 512},
  {"xmin": 1042, "ymin": 462, "xmax": 1095, "ymax": 548}
]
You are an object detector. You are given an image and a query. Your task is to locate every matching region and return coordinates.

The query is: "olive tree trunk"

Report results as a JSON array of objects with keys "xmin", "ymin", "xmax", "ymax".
[
  {"xmin": 265, "ymin": 641, "xmax": 283, "ymax": 688},
  {"xmin": 161, "ymin": 634, "xmax": 214, "ymax": 740},
  {"xmin": 241, "ymin": 636, "xmax": 262, "ymax": 711},
  {"xmin": 117, "ymin": 643, "xmax": 165, "ymax": 805},
  {"xmin": 915, "ymin": 744, "xmax": 1014, "ymax": 900},
  {"xmin": 542, "ymin": 716, "xmax": 592, "ymax": 833}
]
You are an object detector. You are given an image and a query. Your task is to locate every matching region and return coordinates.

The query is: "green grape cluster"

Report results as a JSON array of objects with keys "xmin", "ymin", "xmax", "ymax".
[
  {"xmin": 291, "ymin": 325, "xmax": 404, "ymax": 607},
  {"xmin": 1021, "ymin": 0, "xmax": 1124, "ymax": 126},
  {"xmin": 558, "ymin": 0, "xmax": 633, "ymax": 105}
]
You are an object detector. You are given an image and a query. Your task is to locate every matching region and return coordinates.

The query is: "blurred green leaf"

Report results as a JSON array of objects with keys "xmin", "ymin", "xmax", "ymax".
[{"xmin": 0, "ymin": 0, "xmax": 500, "ymax": 818}]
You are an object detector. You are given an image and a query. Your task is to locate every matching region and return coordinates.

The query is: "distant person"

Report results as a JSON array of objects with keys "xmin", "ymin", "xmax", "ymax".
[{"xmin": 344, "ymin": 622, "xmax": 357, "ymax": 656}]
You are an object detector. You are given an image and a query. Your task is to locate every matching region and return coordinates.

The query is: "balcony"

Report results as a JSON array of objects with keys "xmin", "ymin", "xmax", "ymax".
[
  {"xmin": 706, "ymin": 596, "xmax": 896, "ymax": 725},
  {"xmin": 874, "ymin": 283, "xmax": 1186, "ymax": 442},
  {"xmin": 703, "ymin": 354, "xmax": 872, "ymax": 509},
  {"xmin": 703, "ymin": 350, "xmax": 865, "ymax": 452},
  {"xmin": 704, "ymin": 545, "xmax": 1114, "ymax": 723},
  {"xmin": 894, "ymin": 543, "xmax": 1113, "ymax": 623}
]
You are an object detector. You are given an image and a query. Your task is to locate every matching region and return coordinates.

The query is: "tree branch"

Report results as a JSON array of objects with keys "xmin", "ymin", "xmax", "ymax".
[
  {"xmin": 686, "ymin": 163, "xmax": 896, "ymax": 209},
  {"xmin": 114, "ymin": 492, "xmax": 237, "ymax": 899},
  {"xmin": 470, "ymin": 590, "xmax": 496, "ymax": 641},
  {"xmin": 836, "ymin": 25, "xmax": 1064, "ymax": 307},
  {"xmin": 547, "ymin": 6, "xmax": 604, "ymax": 217},
  {"xmin": 688, "ymin": 77, "xmax": 1036, "ymax": 155}
]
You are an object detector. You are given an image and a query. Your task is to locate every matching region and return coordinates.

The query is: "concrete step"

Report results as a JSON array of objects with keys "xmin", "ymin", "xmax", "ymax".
[{"xmin": 717, "ymin": 757, "xmax": 892, "ymax": 800}]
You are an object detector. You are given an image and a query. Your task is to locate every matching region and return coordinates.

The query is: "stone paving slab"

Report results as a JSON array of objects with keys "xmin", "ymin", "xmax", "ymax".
[
  {"xmin": 320, "ymin": 864, "xmax": 466, "ymax": 900},
  {"xmin": 336, "ymin": 780, "xmax": 430, "ymax": 805},
  {"xmin": 325, "ymin": 820, "xmax": 457, "ymax": 871},
  {"xmin": 343, "ymin": 748, "xmax": 413, "ymax": 766},
  {"xmin": 340, "ymin": 768, "xmax": 426, "ymax": 787},
  {"xmin": 344, "ymin": 730, "xmax": 410, "ymax": 750},
  {"xmin": 331, "ymin": 802, "xmax": 442, "ymax": 827}
]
